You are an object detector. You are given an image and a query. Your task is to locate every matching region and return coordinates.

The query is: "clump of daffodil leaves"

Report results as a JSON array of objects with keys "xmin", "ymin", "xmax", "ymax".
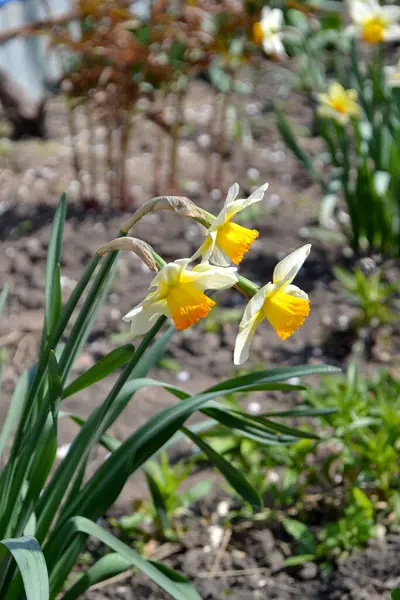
[{"xmin": 100, "ymin": 182, "xmax": 311, "ymax": 366}]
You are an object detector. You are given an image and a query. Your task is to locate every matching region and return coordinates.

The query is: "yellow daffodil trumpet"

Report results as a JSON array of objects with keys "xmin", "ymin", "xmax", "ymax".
[
  {"xmin": 234, "ymin": 244, "xmax": 311, "ymax": 365},
  {"xmin": 123, "ymin": 258, "xmax": 238, "ymax": 335},
  {"xmin": 318, "ymin": 83, "xmax": 360, "ymax": 125},
  {"xmin": 349, "ymin": 0, "xmax": 400, "ymax": 44},
  {"xmin": 192, "ymin": 182, "xmax": 269, "ymax": 267}
]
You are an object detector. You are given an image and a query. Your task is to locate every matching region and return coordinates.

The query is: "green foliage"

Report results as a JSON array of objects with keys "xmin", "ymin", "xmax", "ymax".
[
  {"xmin": 207, "ymin": 364, "xmax": 399, "ymax": 563},
  {"xmin": 333, "ymin": 264, "xmax": 400, "ymax": 327},
  {"xmin": 119, "ymin": 452, "xmax": 211, "ymax": 540},
  {"xmin": 0, "ymin": 194, "xmax": 337, "ymax": 598},
  {"xmin": 276, "ymin": 41, "xmax": 400, "ymax": 255},
  {"xmin": 283, "ymin": 6, "xmax": 348, "ymax": 92},
  {"xmin": 283, "ymin": 486, "xmax": 376, "ymax": 564},
  {"xmin": 305, "ymin": 364, "xmax": 400, "ymax": 499}
]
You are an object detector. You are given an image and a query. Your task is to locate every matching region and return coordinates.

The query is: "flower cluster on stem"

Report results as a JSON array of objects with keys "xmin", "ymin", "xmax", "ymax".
[{"xmin": 101, "ymin": 182, "xmax": 311, "ymax": 364}]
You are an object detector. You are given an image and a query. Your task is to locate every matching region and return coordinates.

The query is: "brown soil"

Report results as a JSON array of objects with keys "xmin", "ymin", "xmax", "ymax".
[{"xmin": 81, "ymin": 491, "xmax": 400, "ymax": 600}]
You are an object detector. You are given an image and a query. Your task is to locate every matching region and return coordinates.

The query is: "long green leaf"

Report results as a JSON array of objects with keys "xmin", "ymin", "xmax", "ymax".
[
  {"xmin": 57, "ymin": 365, "xmax": 337, "ymax": 524},
  {"xmin": 48, "ymin": 352, "xmax": 63, "ymax": 425},
  {"xmin": 11, "ymin": 415, "xmax": 57, "ymax": 541},
  {"xmin": 182, "ymin": 427, "xmax": 262, "ymax": 509},
  {"xmin": 275, "ymin": 105, "xmax": 323, "ymax": 186},
  {"xmin": 60, "ymin": 256, "xmax": 120, "ymax": 382},
  {"xmin": 0, "ymin": 536, "xmax": 49, "ymax": 600},
  {"xmin": 145, "ymin": 470, "xmax": 170, "ymax": 533},
  {"xmin": 45, "ymin": 194, "xmax": 67, "ymax": 336},
  {"xmin": 62, "ymin": 553, "xmax": 133, "ymax": 600},
  {"xmin": 48, "ymin": 517, "xmax": 201, "ymax": 600},
  {"xmin": 61, "ymin": 411, "xmax": 217, "ymax": 454},
  {"xmin": 62, "ymin": 344, "xmax": 135, "ymax": 399},
  {"xmin": 35, "ymin": 322, "xmax": 169, "ymax": 543},
  {"xmin": 206, "ymin": 364, "xmax": 340, "ymax": 394},
  {"xmin": 262, "ymin": 405, "xmax": 338, "ymax": 417},
  {"xmin": 57, "ymin": 376, "xmax": 296, "ymax": 524},
  {"xmin": 42, "ymin": 364, "xmax": 336, "ymax": 586},
  {"xmin": 0, "ymin": 370, "xmax": 29, "ymax": 460},
  {"xmin": 48, "ymin": 265, "xmax": 62, "ymax": 340},
  {"xmin": 204, "ymin": 406, "xmax": 299, "ymax": 445}
]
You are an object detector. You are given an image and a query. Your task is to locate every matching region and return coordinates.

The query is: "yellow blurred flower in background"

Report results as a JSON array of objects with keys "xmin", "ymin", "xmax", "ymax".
[
  {"xmin": 123, "ymin": 259, "xmax": 238, "ymax": 333},
  {"xmin": 318, "ymin": 83, "xmax": 360, "ymax": 125},
  {"xmin": 192, "ymin": 182, "xmax": 268, "ymax": 266},
  {"xmin": 234, "ymin": 245, "xmax": 311, "ymax": 365},
  {"xmin": 349, "ymin": 0, "xmax": 400, "ymax": 44}
]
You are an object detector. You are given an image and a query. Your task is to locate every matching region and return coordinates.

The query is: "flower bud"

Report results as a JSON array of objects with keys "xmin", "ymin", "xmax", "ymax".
[{"xmin": 98, "ymin": 237, "xmax": 158, "ymax": 272}]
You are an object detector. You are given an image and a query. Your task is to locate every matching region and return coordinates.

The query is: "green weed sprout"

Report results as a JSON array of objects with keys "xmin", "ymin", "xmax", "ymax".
[{"xmin": 333, "ymin": 263, "xmax": 400, "ymax": 328}]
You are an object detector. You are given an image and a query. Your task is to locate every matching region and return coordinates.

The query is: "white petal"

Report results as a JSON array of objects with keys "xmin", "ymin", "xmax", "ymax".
[
  {"xmin": 223, "ymin": 182, "xmax": 240, "ymax": 208},
  {"xmin": 349, "ymin": 0, "xmax": 379, "ymax": 23},
  {"xmin": 208, "ymin": 245, "xmax": 232, "ymax": 267},
  {"xmin": 189, "ymin": 263, "xmax": 238, "ymax": 290},
  {"xmin": 261, "ymin": 6, "xmax": 273, "ymax": 21},
  {"xmin": 225, "ymin": 182, "xmax": 269, "ymax": 219},
  {"xmin": 285, "ymin": 284, "xmax": 309, "ymax": 300},
  {"xmin": 268, "ymin": 8, "xmax": 284, "ymax": 29},
  {"xmin": 262, "ymin": 34, "xmax": 285, "ymax": 57},
  {"xmin": 209, "ymin": 208, "xmax": 229, "ymax": 232},
  {"xmin": 234, "ymin": 314, "xmax": 263, "ymax": 365},
  {"xmin": 272, "ymin": 244, "xmax": 311, "ymax": 286},
  {"xmin": 151, "ymin": 259, "xmax": 189, "ymax": 287},
  {"xmin": 123, "ymin": 299, "xmax": 166, "ymax": 336},
  {"xmin": 191, "ymin": 234, "xmax": 216, "ymax": 263},
  {"xmin": 209, "ymin": 184, "xmax": 240, "ymax": 232},
  {"xmin": 239, "ymin": 284, "xmax": 268, "ymax": 326},
  {"xmin": 383, "ymin": 5, "xmax": 400, "ymax": 21},
  {"xmin": 384, "ymin": 24, "xmax": 400, "ymax": 41}
]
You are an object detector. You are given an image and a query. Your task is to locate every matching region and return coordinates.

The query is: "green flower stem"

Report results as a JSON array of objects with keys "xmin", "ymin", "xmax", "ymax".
[
  {"xmin": 195, "ymin": 209, "xmax": 215, "ymax": 228},
  {"xmin": 236, "ymin": 275, "xmax": 259, "ymax": 298}
]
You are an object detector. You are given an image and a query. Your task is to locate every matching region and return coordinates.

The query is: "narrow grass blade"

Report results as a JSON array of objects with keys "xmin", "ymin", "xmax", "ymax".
[
  {"xmin": 206, "ymin": 364, "xmax": 341, "ymax": 394},
  {"xmin": 48, "ymin": 352, "xmax": 63, "ymax": 425},
  {"xmin": 48, "ymin": 517, "xmax": 201, "ymax": 600},
  {"xmin": 145, "ymin": 470, "xmax": 170, "ymax": 532},
  {"xmin": 59, "ymin": 254, "xmax": 120, "ymax": 381},
  {"xmin": 182, "ymin": 427, "xmax": 262, "ymax": 510},
  {"xmin": 262, "ymin": 406, "xmax": 338, "ymax": 417},
  {"xmin": 48, "ymin": 265, "xmax": 62, "ymax": 340},
  {"xmin": 275, "ymin": 105, "xmax": 322, "ymax": 186},
  {"xmin": 62, "ymin": 344, "xmax": 135, "ymax": 399},
  {"xmin": 0, "ymin": 370, "xmax": 29, "ymax": 459},
  {"xmin": 45, "ymin": 194, "xmax": 67, "ymax": 336}
]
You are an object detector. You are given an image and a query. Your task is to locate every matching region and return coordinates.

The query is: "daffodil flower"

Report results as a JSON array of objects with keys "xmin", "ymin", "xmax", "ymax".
[
  {"xmin": 234, "ymin": 245, "xmax": 311, "ymax": 365},
  {"xmin": 318, "ymin": 83, "xmax": 360, "ymax": 125},
  {"xmin": 349, "ymin": 0, "xmax": 400, "ymax": 44},
  {"xmin": 192, "ymin": 182, "xmax": 269, "ymax": 267},
  {"xmin": 253, "ymin": 7, "xmax": 286, "ymax": 58},
  {"xmin": 123, "ymin": 258, "xmax": 238, "ymax": 334}
]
